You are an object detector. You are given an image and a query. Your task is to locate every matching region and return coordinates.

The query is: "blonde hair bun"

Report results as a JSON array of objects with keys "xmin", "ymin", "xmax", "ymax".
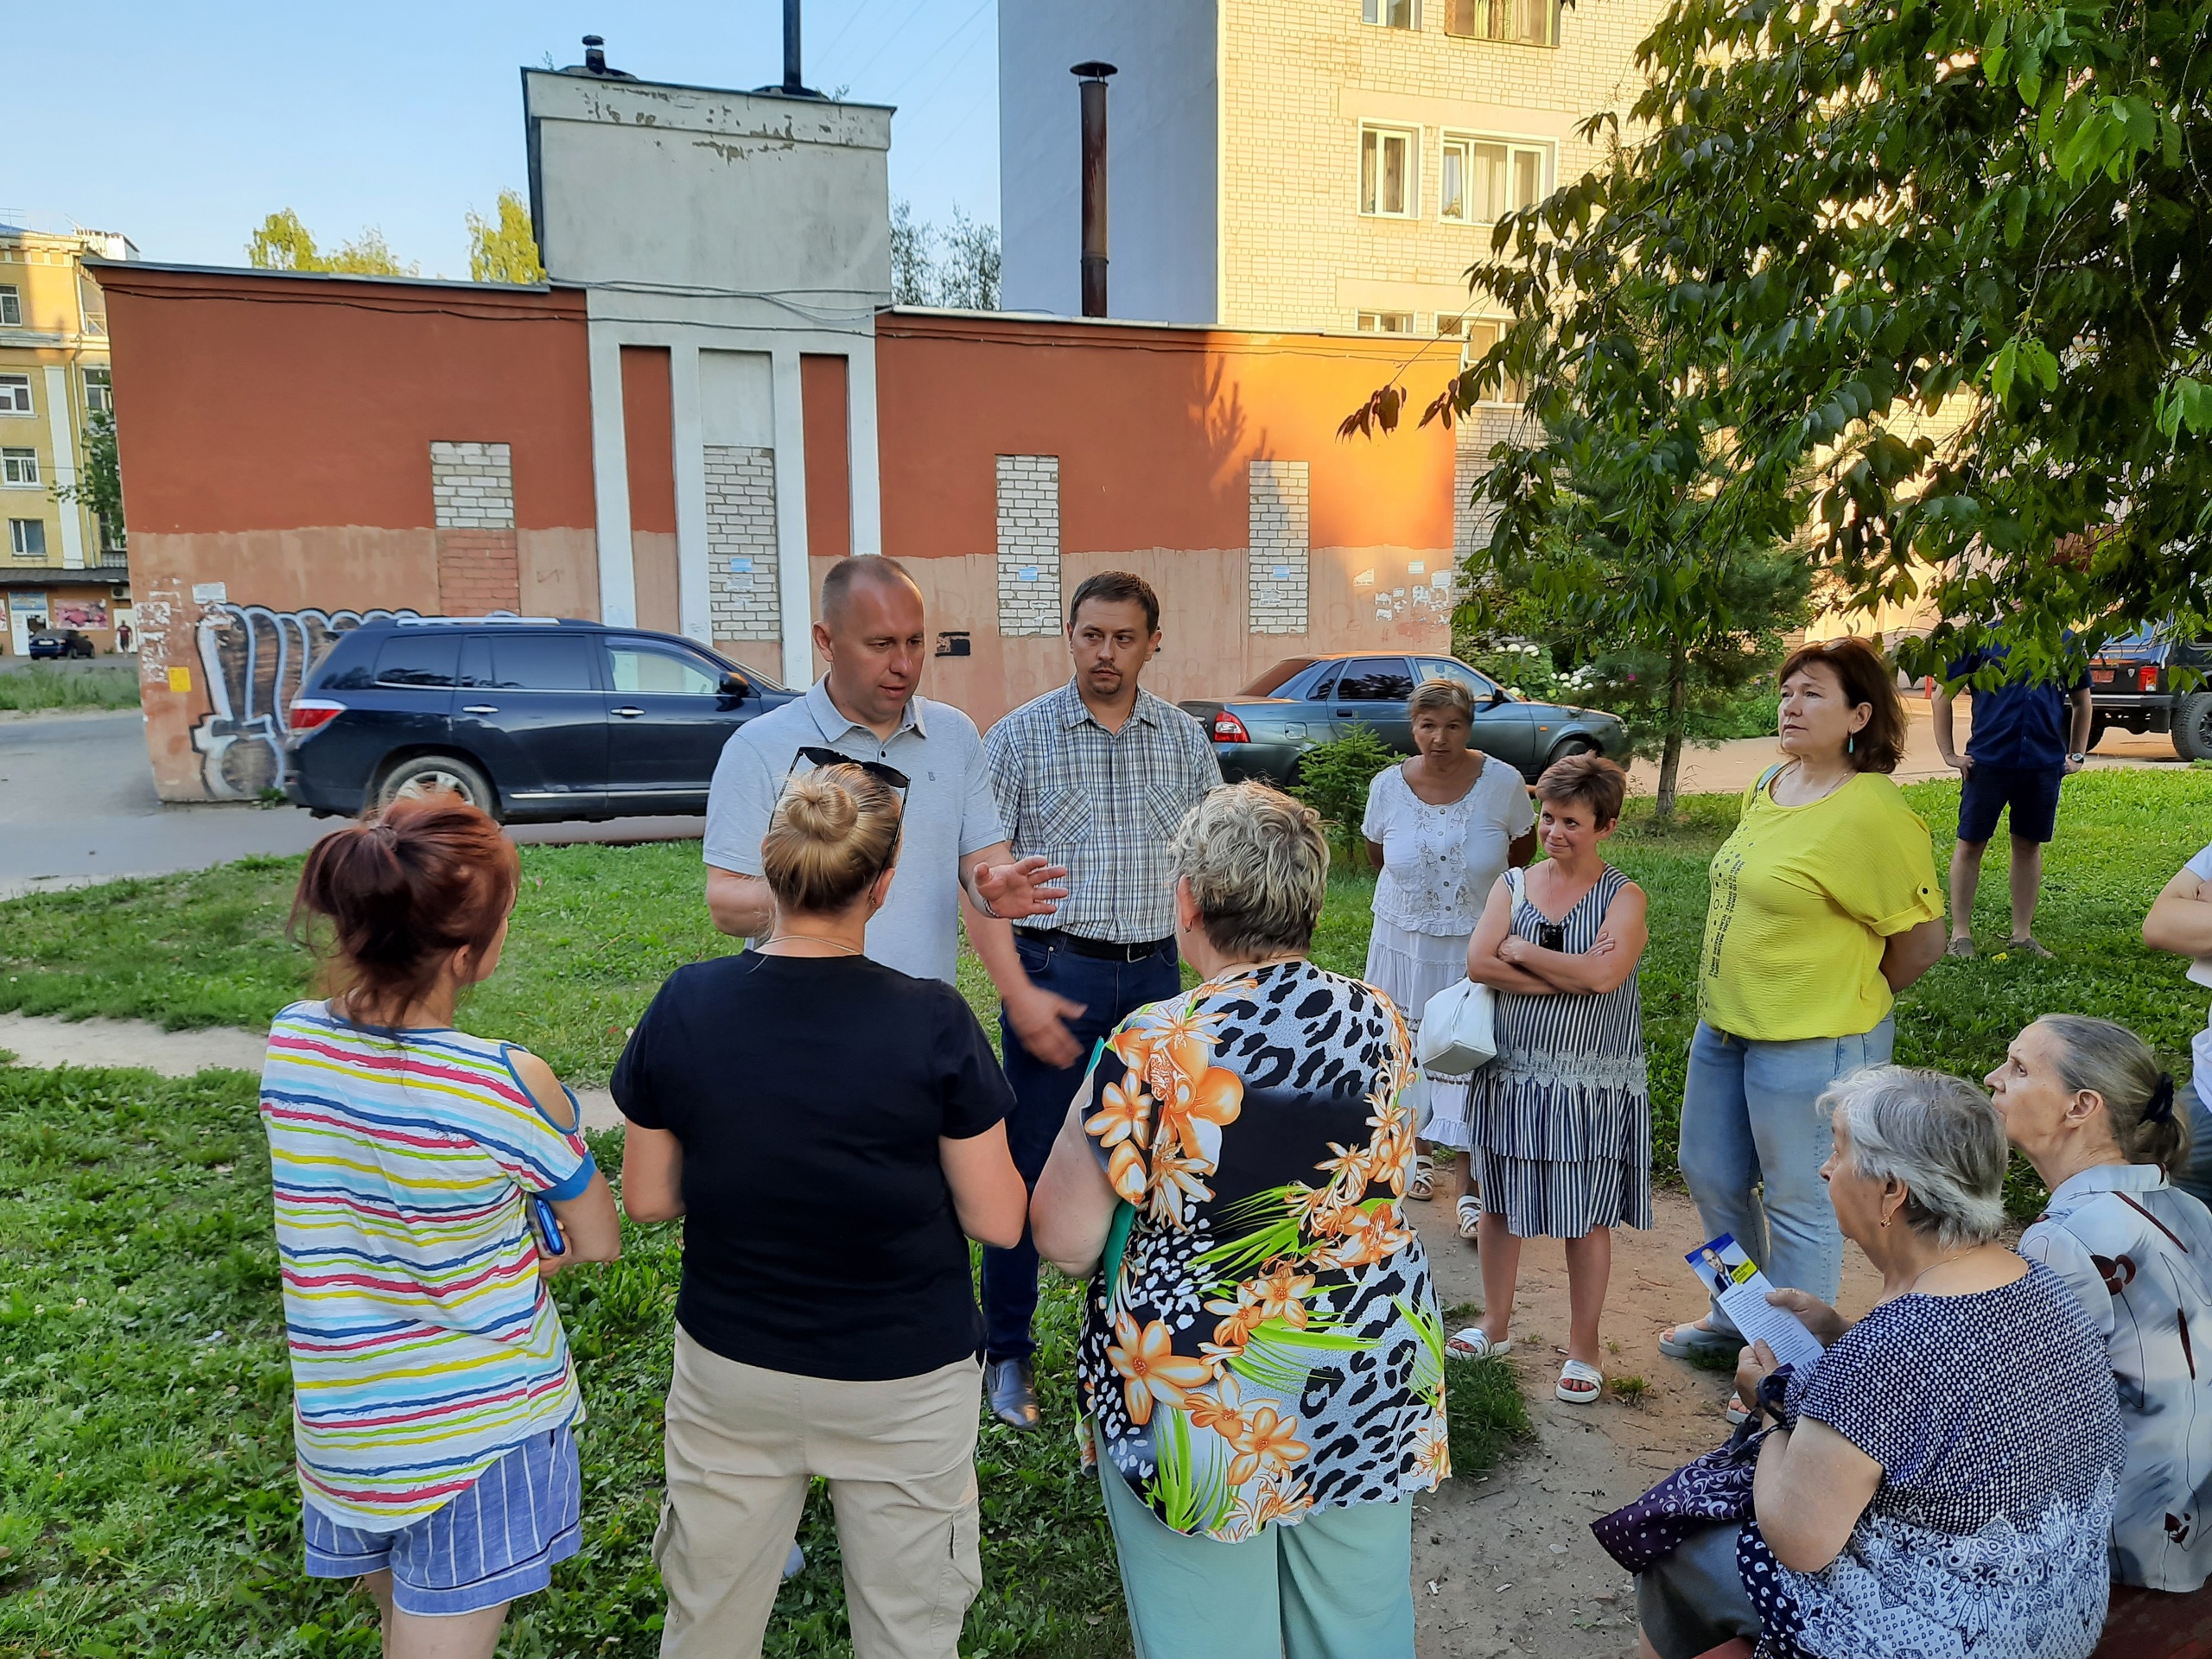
[{"xmin": 760, "ymin": 763, "xmax": 902, "ymax": 915}]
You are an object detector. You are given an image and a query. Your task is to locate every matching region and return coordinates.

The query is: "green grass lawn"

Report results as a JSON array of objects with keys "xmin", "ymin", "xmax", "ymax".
[
  {"xmin": 0, "ymin": 1067, "xmax": 1129, "ymax": 1659},
  {"xmin": 1, "ymin": 768, "xmax": 2209, "ymax": 1656},
  {"xmin": 0, "ymin": 664, "xmax": 140, "ymax": 712}
]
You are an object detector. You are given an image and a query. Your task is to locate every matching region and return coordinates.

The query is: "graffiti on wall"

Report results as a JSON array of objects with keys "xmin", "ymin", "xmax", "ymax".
[{"xmin": 190, "ymin": 603, "xmax": 421, "ymax": 799}]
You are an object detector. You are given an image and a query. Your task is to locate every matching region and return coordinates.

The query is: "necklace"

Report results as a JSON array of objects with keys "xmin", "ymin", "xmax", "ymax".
[
  {"xmin": 1775, "ymin": 758, "xmax": 1853, "ymax": 805},
  {"xmin": 1903, "ymin": 1245, "xmax": 1978, "ymax": 1294},
  {"xmin": 761, "ymin": 934, "xmax": 862, "ymax": 955}
]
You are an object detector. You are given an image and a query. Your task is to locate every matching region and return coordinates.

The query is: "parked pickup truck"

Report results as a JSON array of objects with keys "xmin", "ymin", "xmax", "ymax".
[{"xmin": 2088, "ymin": 627, "xmax": 2212, "ymax": 760}]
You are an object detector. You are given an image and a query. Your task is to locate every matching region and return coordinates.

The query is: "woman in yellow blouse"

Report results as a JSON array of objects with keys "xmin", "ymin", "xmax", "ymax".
[{"xmin": 1661, "ymin": 637, "xmax": 1946, "ymax": 1372}]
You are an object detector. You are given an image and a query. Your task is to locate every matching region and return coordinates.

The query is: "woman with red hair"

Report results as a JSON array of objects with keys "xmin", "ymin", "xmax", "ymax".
[{"xmin": 262, "ymin": 795, "xmax": 620, "ymax": 1659}]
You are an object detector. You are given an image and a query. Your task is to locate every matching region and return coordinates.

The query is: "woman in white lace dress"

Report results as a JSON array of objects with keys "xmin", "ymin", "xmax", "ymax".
[{"xmin": 1362, "ymin": 678, "xmax": 1535, "ymax": 1237}]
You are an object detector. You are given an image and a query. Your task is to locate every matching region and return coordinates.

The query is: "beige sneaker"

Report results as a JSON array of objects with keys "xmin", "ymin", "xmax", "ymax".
[{"xmin": 1945, "ymin": 936, "xmax": 1977, "ymax": 960}]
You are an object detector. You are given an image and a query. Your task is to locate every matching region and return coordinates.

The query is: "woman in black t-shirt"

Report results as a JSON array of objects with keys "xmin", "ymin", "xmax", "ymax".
[{"xmin": 615, "ymin": 762, "xmax": 1025, "ymax": 1659}]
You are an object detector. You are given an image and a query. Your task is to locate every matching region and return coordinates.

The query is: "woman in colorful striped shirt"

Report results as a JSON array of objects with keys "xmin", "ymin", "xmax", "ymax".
[{"xmin": 262, "ymin": 796, "xmax": 620, "ymax": 1657}]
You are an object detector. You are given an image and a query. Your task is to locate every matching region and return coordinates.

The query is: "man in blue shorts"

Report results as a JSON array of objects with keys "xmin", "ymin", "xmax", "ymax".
[{"xmin": 1933, "ymin": 640, "xmax": 2093, "ymax": 959}]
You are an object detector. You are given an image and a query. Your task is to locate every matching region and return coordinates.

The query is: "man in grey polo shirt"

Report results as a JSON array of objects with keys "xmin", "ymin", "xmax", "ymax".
[{"xmin": 703, "ymin": 556, "xmax": 1079, "ymax": 1034}]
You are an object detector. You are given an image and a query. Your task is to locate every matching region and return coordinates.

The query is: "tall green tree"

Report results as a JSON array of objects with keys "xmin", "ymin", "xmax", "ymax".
[
  {"xmin": 244, "ymin": 210, "xmax": 415, "ymax": 276},
  {"xmin": 1461, "ymin": 466, "xmax": 1812, "ymax": 822},
  {"xmin": 1355, "ymin": 0, "xmax": 2212, "ymax": 696},
  {"xmin": 245, "ymin": 208, "xmax": 321, "ymax": 271},
  {"xmin": 467, "ymin": 190, "xmax": 545, "ymax": 284},
  {"xmin": 51, "ymin": 408, "xmax": 124, "ymax": 554},
  {"xmin": 888, "ymin": 199, "xmax": 1001, "ymax": 309}
]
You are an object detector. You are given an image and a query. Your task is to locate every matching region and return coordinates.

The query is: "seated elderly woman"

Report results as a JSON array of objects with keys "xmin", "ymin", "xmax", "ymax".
[
  {"xmin": 1032, "ymin": 783, "xmax": 1446, "ymax": 1659},
  {"xmin": 1604, "ymin": 1065, "xmax": 2125, "ymax": 1659},
  {"xmin": 1988, "ymin": 1014, "xmax": 2212, "ymax": 1595}
]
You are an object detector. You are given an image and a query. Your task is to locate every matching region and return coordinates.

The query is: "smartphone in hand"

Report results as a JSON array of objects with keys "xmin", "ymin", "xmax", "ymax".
[{"xmin": 527, "ymin": 1195, "xmax": 567, "ymax": 1259}]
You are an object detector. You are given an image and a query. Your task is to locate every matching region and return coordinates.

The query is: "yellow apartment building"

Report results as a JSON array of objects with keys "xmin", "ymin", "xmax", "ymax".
[{"xmin": 0, "ymin": 222, "xmax": 137, "ymax": 655}]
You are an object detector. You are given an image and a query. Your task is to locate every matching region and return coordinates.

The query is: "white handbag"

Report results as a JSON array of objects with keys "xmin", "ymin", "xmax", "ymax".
[
  {"xmin": 1415, "ymin": 867, "xmax": 1518, "ymax": 1076},
  {"xmin": 1419, "ymin": 977, "xmax": 1497, "ymax": 1075}
]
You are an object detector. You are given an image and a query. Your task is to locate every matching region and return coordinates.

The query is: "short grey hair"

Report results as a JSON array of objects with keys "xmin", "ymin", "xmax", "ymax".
[
  {"xmin": 1170, "ymin": 783, "xmax": 1328, "ymax": 960},
  {"xmin": 1406, "ymin": 677, "xmax": 1476, "ymax": 725},
  {"xmin": 1822, "ymin": 1065, "xmax": 2009, "ymax": 1249}
]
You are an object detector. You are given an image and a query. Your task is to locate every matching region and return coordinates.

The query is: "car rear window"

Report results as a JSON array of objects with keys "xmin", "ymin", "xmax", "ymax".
[
  {"xmin": 490, "ymin": 633, "xmax": 596, "ymax": 690},
  {"xmin": 372, "ymin": 634, "xmax": 461, "ymax": 688},
  {"xmin": 1240, "ymin": 658, "xmax": 1319, "ymax": 697}
]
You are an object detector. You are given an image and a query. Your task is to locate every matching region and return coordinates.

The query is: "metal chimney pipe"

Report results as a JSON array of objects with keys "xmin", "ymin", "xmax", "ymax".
[
  {"xmin": 1072, "ymin": 61, "xmax": 1117, "ymax": 318},
  {"xmin": 784, "ymin": 0, "xmax": 804, "ymax": 95}
]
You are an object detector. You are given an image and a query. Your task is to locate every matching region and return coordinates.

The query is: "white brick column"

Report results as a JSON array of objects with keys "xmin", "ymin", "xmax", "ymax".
[
  {"xmin": 429, "ymin": 442, "xmax": 516, "ymax": 528},
  {"xmin": 1247, "ymin": 459, "xmax": 1310, "ymax": 634},
  {"xmin": 705, "ymin": 446, "xmax": 780, "ymax": 641},
  {"xmin": 995, "ymin": 454, "xmax": 1062, "ymax": 637}
]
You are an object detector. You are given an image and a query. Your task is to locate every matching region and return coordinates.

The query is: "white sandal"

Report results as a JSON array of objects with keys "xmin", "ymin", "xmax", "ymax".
[
  {"xmin": 1555, "ymin": 1359, "xmax": 1603, "ymax": 1403},
  {"xmin": 1446, "ymin": 1327, "xmax": 1511, "ymax": 1360},
  {"xmin": 1408, "ymin": 1154, "xmax": 1435, "ymax": 1201},
  {"xmin": 1456, "ymin": 1193, "xmax": 1483, "ymax": 1240}
]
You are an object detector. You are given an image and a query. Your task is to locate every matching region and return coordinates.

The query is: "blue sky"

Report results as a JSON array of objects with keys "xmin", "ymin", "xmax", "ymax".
[{"xmin": 8, "ymin": 2, "xmax": 999, "ymax": 276}]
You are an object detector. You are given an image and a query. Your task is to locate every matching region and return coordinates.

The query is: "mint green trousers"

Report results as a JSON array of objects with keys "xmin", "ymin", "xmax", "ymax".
[{"xmin": 1096, "ymin": 1455, "xmax": 1415, "ymax": 1659}]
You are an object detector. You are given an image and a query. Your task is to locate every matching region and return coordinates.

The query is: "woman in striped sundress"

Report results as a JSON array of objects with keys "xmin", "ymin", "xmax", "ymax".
[
  {"xmin": 1446, "ymin": 754, "xmax": 1649, "ymax": 1405},
  {"xmin": 263, "ymin": 796, "xmax": 621, "ymax": 1659}
]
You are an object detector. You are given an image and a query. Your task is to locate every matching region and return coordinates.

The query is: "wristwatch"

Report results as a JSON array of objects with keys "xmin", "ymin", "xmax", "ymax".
[{"xmin": 2067, "ymin": 752, "xmax": 2088, "ymax": 766}]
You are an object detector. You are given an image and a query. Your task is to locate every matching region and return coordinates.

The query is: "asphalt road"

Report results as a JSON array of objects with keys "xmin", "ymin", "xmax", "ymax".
[{"xmin": 0, "ymin": 710, "xmax": 706, "ymax": 899}]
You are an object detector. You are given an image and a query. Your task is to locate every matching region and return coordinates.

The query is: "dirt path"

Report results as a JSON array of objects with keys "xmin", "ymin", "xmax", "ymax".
[
  {"xmin": 1407, "ymin": 1183, "xmax": 1883, "ymax": 1658},
  {"xmin": 0, "ymin": 1010, "xmax": 623, "ymax": 1129}
]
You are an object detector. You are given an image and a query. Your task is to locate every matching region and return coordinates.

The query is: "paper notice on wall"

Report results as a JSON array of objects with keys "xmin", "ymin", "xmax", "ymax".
[
  {"xmin": 166, "ymin": 666, "xmax": 192, "ymax": 694},
  {"xmin": 1409, "ymin": 561, "xmax": 1427, "ymax": 575},
  {"xmin": 191, "ymin": 582, "xmax": 227, "ymax": 604},
  {"xmin": 1686, "ymin": 1234, "xmax": 1825, "ymax": 1370},
  {"xmin": 1354, "ymin": 569, "xmax": 1376, "ymax": 588}
]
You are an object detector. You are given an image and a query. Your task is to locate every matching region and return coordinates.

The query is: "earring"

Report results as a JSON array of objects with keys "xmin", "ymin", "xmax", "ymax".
[
  {"xmin": 1848, "ymin": 733, "xmax": 1856, "ymax": 755},
  {"xmin": 1879, "ymin": 1214, "xmax": 1891, "ymax": 1227}
]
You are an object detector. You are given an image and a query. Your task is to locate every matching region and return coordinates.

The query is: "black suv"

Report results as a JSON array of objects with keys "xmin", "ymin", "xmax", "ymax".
[
  {"xmin": 2088, "ymin": 627, "xmax": 2212, "ymax": 760},
  {"xmin": 283, "ymin": 618, "xmax": 793, "ymax": 822}
]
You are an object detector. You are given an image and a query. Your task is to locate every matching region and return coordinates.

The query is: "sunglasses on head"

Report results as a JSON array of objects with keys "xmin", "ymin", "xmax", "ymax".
[
  {"xmin": 779, "ymin": 747, "xmax": 908, "ymax": 883},
  {"xmin": 785, "ymin": 746, "xmax": 911, "ymax": 795}
]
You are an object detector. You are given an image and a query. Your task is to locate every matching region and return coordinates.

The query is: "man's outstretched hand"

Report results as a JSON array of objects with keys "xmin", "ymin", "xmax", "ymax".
[{"xmin": 974, "ymin": 855, "xmax": 1070, "ymax": 921}]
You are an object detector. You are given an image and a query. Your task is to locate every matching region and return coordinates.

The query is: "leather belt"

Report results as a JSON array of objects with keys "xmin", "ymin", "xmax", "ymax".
[{"xmin": 1020, "ymin": 928, "xmax": 1173, "ymax": 964}]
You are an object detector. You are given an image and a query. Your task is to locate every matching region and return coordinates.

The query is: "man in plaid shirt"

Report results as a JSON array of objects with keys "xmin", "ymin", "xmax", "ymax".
[{"xmin": 979, "ymin": 571, "xmax": 1221, "ymax": 1430}]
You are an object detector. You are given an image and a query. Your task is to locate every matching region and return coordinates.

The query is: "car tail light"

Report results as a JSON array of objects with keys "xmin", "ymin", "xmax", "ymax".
[
  {"xmin": 1211, "ymin": 710, "xmax": 1251, "ymax": 743},
  {"xmin": 2139, "ymin": 664, "xmax": 2159, "ymax": 692},
  {"xmin": 288, "ymin": 698, "xmax": 345, "ymax": 734}
]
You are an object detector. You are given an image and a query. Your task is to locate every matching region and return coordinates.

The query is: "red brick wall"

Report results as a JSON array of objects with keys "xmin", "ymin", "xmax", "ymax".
[{"xmin": 436, "ymin": 529, "xmax": 522, "ymax": 614}]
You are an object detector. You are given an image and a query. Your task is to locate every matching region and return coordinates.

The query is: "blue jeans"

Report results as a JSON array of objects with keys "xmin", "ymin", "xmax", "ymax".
[
  {"xmin": 985, "ymin": 931, "xmax": 1180, "ymax": 1363},
  {"xmin": 1678, "ymin": 1014, "xmax": 1895, "ymax": 1336},
  {"xmin": 2176, "ymin": 1076, "xmax": 2212, "ymax": 1211}
]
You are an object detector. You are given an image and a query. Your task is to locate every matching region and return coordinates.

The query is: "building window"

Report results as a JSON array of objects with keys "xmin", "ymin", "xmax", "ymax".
[
  {"xmin": 1357, "ymin": 311, "xmax": 1416, "ymax": 334},
  {"xmin": 1454, "ymin": 317, "xmax": 1527, "ymax": 404},
  {"xmin": 0, "ymin": 287, "xmax": 18, "ymax": 327},
  {"xmin": 84, "ymin": 368, "xmax": 113, "ymax": 417},
  {"xmin": 0, "ymin": 375, "xmax": 29, "ymax": 416},
  {"xmin": 1359, "ymin": 125, "xmax": 1420, "ymax": 217},
  {"xmin": 1362, "ymin": 0, "xmax": 1421, "ymax": 25},
  {"xmin": 97, "ymin": 513, "xmax": 126, "ymax": 562},
  {"xmin": 1445, "ymin": 0, "xmax": 1560, "ymax": 44},
  {"xmin": 1441, "ymin": 136, "xmax": 1549, "ymax": 223},
  {"xmin": 1, "ymin": 449, "xmax": 38, "ymax": 487},
  {"xmin": 9, "ymin": 518, "xmax": 46, "ymax": 558}
]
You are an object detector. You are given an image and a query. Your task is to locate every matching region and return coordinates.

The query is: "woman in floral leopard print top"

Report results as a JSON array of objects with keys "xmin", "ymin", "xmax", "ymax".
[{"xmin": 1033, "ymin": 783, "xmax": 1445, "ymax": 1659}]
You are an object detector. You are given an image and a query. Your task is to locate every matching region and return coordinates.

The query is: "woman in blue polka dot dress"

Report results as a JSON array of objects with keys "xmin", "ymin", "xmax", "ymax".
[{"xmin": 1607, "ymin": 1066, "xmax": 2125, "ymax": 1659}]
